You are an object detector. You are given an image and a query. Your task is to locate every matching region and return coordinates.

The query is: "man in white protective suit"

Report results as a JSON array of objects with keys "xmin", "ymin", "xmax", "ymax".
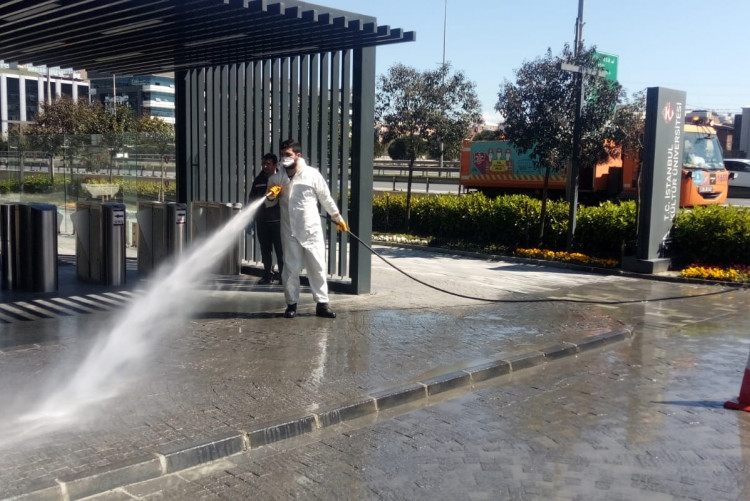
[{"xmin": 266, "ymin": 138, "xmax": 348, "ymax": 319}]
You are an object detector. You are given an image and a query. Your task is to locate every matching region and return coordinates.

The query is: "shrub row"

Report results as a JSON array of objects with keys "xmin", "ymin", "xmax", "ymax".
[{"xmin": 373, "ymin": 192, "xmax": 750, "ymax": 266}]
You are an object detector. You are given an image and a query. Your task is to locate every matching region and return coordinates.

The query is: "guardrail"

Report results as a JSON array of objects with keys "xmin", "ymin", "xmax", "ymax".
[{"xmin": 373, "ymin": 159, "xmax": 460, "ymax": 178}]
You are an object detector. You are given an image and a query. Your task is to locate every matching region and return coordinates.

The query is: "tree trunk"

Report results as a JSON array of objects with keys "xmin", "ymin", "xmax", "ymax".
[
  {"xmin": 48, "ymin": 156, "xmax": 54, "ymax": 183},
  {"xmin": 159, "ymin": 159, "xmax": 165, "ymax": 202},
  {"xmin": 537, "ymin": 164, "xmax": 551, "ymax": 247},
  {"xmin": 406, "ymin": 155, "xmax": 415, "ymax": 232},
  {"xmin": 19, "ymin": 153, "xmax": 25, "ymax": 185}
]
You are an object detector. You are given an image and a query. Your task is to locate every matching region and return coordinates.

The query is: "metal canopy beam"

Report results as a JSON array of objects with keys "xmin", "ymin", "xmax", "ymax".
[{"xmin": 0, "ymin": 0, "xmax": 414, "ymax": 74}]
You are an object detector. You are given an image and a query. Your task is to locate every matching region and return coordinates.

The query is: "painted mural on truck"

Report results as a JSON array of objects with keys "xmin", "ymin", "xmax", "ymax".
[{"xmin": 463, "ymin": 141, "xmax": 567, "ymax": 188}]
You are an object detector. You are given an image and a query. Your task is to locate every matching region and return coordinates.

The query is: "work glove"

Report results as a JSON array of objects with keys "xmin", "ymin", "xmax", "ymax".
[
  {"xmin": 336, "ymin": 220, "xmax": 349, "ymax": 232},
  {"xmin": 265, "ymin": 185, "xmax": 281, "ymax": 200}
]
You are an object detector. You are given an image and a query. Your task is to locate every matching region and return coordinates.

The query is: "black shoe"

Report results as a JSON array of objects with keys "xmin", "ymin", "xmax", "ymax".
[
  {"xmin": 258, "ymin": 276, "xmax": 272, "ymax": 285},
  {"xmin": 316, "ymin": 303, "xmax": 336, "ymax": 318},
  {"xmin": 273, "ymin": 271, "xmax": 282, "ymax": 284},
  {"xmin": 284, "ymin": 303, "xmax": 297, "ymax": 318}
]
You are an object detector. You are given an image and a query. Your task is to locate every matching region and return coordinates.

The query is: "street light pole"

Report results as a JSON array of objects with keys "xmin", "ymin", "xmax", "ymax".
[
  {"xmin": 565, "ymin": 0, "xmax": 585, "ymax": 252},
  {"xmin": 439, "ymin": 0, "xmax": 447, "ymax": 170}
]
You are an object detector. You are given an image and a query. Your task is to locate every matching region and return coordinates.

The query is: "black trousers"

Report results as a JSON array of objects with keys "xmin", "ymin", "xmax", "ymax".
[{"xmin": 256, "ymin": 220, "xmax": 283, "ymax": 277}]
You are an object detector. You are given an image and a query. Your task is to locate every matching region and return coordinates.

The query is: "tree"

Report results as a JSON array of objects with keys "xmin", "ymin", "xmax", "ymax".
[
  {"xmin": 495, "ymin": 44, "xmax": 621, "ymax": 244},
  {"xmin": 373, "ymin": 129, "xmax": 387, "ymax": 158},
  {"xmin": 472, "ymin": 129, "xmax": 503, "ymax": 141},
  {"xmin": 26, "ymin": 97, "xmax": 98, "ymax": 176},
  {"xmin": 609, "ymin": 89, "xmax": 646, "ymax": 162},
  {"xmin": 376, "ymin": 63, "xmax": 482, "ymax": 228},
  {"xmin": 387, "ymin": 137, "xmax": 416, "ymax": 161},
  {"xmin": 23, "ymin": 97, "xmax": 175, "ymax": 195},
  {"xmin": 608, "ymin": 89, "xmax": 646, "ymax": 233},
  {"xmin": 137, "ymin": 116, "xmax": 175, "ymax": 201}
]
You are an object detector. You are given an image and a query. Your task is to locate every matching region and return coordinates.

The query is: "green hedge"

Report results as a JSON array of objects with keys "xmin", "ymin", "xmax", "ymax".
[
  {"xmin": 374, "ymin": 192, "xmax": 572, "ymax": 250},
  {"xmin": 374, "ymin": 192, "xmax": 750, "ymax": 266},
  {"xmin": 672, "ymin": 205, "xmax": 750, "ymax": 266}
]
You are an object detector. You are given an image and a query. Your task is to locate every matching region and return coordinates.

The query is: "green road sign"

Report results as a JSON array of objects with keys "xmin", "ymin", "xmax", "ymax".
[{"xmin": 595, "ymin": 51, "xmax": 618, "ymax": 82}]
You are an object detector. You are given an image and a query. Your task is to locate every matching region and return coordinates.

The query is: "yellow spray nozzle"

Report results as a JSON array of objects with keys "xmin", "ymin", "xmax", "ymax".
[{"xmin": 266, "ymin": 185, "xmax": 282, "ymax": 199}]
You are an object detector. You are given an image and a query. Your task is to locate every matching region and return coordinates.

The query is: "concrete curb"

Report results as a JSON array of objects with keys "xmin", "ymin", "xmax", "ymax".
[{"xmin": 8, "ymin": 328, "xmax": 632, "ymax": 501}]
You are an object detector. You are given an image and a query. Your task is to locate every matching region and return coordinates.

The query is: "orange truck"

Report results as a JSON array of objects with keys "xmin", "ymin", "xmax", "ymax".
[{"xmin": 460, "ymin": 119, "xmax": 730, "ymax": 207}]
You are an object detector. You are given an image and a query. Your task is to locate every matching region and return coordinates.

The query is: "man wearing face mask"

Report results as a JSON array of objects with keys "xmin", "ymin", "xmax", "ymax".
[
  {"xmin": 266, "ymin": 138, "xmax": 348, "ymax": 319},
  {"xmin": 249, "ymin": 153, "xmax": 283, "ymax": 285}
]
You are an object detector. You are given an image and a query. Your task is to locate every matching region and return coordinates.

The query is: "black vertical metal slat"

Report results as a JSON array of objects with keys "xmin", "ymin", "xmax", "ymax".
[
  {"xmin": 252, "ymin": 61, "xmax": 263, "ymax": 169},
  {"xmin": 220, "ymin": 65, "xmax": 230, "ymax": 202},
  {"xmin": 280, "ymin": 57, "xmax": 290, "ymax": 142},
  {"xmin": 328, "ymin": 50, "xmax": 341, "ymax": 274},
  {"xmin": 350, "ymin": 46, "xmax": 376, "ymax": 294},
  {"xmin": 270, "ymin": 59, "xmax": 281, "ymax": 152},
  {"xmin": 205, "ymin": 67, "xmax": 215, "ymax": 202},
  {"xmin": 240, "ymin": 62, "xmax": 251, "ymax": 262},
  {"xmin": 300, "ymin": 54, "xmax": 310, "ymax": 155},
  {"xmin": 237, "ymin": 63, "xmax": 247, "ymax": 204},
  {"xmin": 212, "ymin": 67, "xmax": 223, "ymax": 201},
  {"xmin": 192, "ymin": 69, "xmax": 204, "ymax": 204},
  {"xmin": 253, "ymin": 61, "xmax": 265, "ymax": 264},
  {"xmin": 198, "ymin": 68, "xmax": 214, "ymax": 200},
  {"xmin": 290, "ymin": 56, "xmax": 300, "ymax": 142},
  {"xmin": 175, "ymin": 70, "xmax": 188, "ymax": 204},
  {"xmin": 309, "ymin": 53, "xmax": 319, "ymax": 166},
  {"xmin": 261, "ymin": 60, "xmax": 272, "ymax": 156},
  {"xmin": 248, "ymin": 62, "xmax": 257, "ymax": 177},
  {"xmin": 229, "ymin": 64, "xmax": 238, "ymax": 202},
  {"xmin": 318, "ymin": 52, "xmax": 330, "ymax": 177},
  {"xmin": 339, "ymin": 49, "xmax": 352, "ymax": 277},
  {"xmin": 317, "ymin": 52, "xmax": 331, "ymax": 274}
]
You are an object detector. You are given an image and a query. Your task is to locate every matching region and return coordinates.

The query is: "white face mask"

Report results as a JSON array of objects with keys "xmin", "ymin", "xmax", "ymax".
[{"xmin": 280, "ymin": 157, "xmax": 296, "ymax": 169}]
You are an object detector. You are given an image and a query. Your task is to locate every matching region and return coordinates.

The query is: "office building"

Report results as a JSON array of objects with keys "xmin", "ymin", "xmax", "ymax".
[
  {"xmin": 0, "ymin": 61, "xmax": 89, "ymax": 137},
  {"xmin": 89, "ymin": 74, "xmax": 175, "ymax": 124}
]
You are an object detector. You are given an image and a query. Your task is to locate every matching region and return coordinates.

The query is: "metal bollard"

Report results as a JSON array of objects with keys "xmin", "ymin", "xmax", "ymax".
[
  {"xmin": 74, "ymin": 201, "xmax": 126, "ymax": 285},
  {"xmin": 1, "ymin": 203, "xmax": 58, "ymax": 292},
  {"xmin": 0, "ymin": 203, "xmax": 22, "ymax": 291},
  {"xmin": 190, "ymin": 201, "xmax": 243, "ymax": 275},
  {"xmin": 137, "ymin": 201, "xmax": 188, "ymax": 275},
  {"xmin": 23, "ymin": 203, "xmax": 59, "ymax": 292}
]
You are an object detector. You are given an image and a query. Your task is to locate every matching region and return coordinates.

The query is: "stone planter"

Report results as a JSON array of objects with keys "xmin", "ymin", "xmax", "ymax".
[{"xmin": 82, "ymin": 183, "xmax": 120, "ymax": 200}]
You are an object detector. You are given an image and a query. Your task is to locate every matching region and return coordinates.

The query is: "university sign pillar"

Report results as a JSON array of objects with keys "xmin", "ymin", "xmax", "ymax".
[{"xmin": 622, "ymin": 87, "xmax": 686, "ymax": 274}]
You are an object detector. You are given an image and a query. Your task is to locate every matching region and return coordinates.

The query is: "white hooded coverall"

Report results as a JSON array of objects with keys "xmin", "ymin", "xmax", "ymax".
[{"xmin": 268, "ymin": 158, "xmax": 342, "ymax": 306}]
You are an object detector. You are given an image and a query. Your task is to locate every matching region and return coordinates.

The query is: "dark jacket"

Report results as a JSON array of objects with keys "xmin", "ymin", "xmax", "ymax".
[{"xmin": 250, "ymin": 170, "xmax": 281, "ymax": 223}]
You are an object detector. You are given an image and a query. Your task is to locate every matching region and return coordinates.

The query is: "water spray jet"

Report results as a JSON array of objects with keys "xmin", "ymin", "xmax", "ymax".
[{"xmin": 4, "ymin": 198, "xmax": 267, "ymax": 438}]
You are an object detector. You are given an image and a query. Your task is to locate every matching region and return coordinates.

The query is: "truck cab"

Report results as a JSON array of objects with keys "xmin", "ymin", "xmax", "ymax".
[{"xmin": 680, "ymin": 120, "xmax": 729, "ymax": 206}]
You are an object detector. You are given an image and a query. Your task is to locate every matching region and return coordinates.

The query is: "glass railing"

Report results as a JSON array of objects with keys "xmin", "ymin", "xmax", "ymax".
[{"xmin": 0, "ymin": 133, "xmax": 176, "ymax": 255}]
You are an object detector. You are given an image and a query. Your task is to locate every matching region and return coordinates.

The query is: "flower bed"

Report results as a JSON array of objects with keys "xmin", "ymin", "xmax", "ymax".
[
  {"xmin": 514, "ymin": 248, "xmax": 619, "ymax": 268},
  {"xmin": 681, "ymin": 264, "xmax": 750, "ymax": 283}
]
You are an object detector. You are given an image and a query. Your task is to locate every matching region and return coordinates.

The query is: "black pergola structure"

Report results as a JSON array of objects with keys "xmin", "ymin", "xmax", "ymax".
[{"xmin": 0, "ymin": 0, "xmax": 414, "ymax": 294}]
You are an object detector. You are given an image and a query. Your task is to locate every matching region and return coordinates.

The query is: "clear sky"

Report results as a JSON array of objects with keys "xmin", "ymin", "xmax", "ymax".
[{"xmin": 319, "ymin": 0, "xmax": 750, "ymax": 124}]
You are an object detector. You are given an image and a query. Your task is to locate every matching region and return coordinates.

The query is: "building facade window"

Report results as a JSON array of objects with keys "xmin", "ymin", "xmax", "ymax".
[
  {"xmin": 25, "ymin": 78, "xmax": 38, "ymax": 121},
  {"xmin": 7, "ymin": 77, "xmax": 20, "ymax": 122}
]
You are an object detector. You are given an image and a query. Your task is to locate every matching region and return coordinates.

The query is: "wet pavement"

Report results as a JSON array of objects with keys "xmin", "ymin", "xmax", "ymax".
[
  {"xmin": 83, "ymin": 309, "xmax": 750, "ymax": 501},
  {"xmin": 0, "ymin": 239, "xmax": 748, "ymax": 500}
]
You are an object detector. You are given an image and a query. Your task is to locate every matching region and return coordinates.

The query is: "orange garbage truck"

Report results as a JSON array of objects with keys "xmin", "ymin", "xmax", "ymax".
[{"xmin": 460, "ymin": 119, "xmax": 730, "ymax": 207}]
